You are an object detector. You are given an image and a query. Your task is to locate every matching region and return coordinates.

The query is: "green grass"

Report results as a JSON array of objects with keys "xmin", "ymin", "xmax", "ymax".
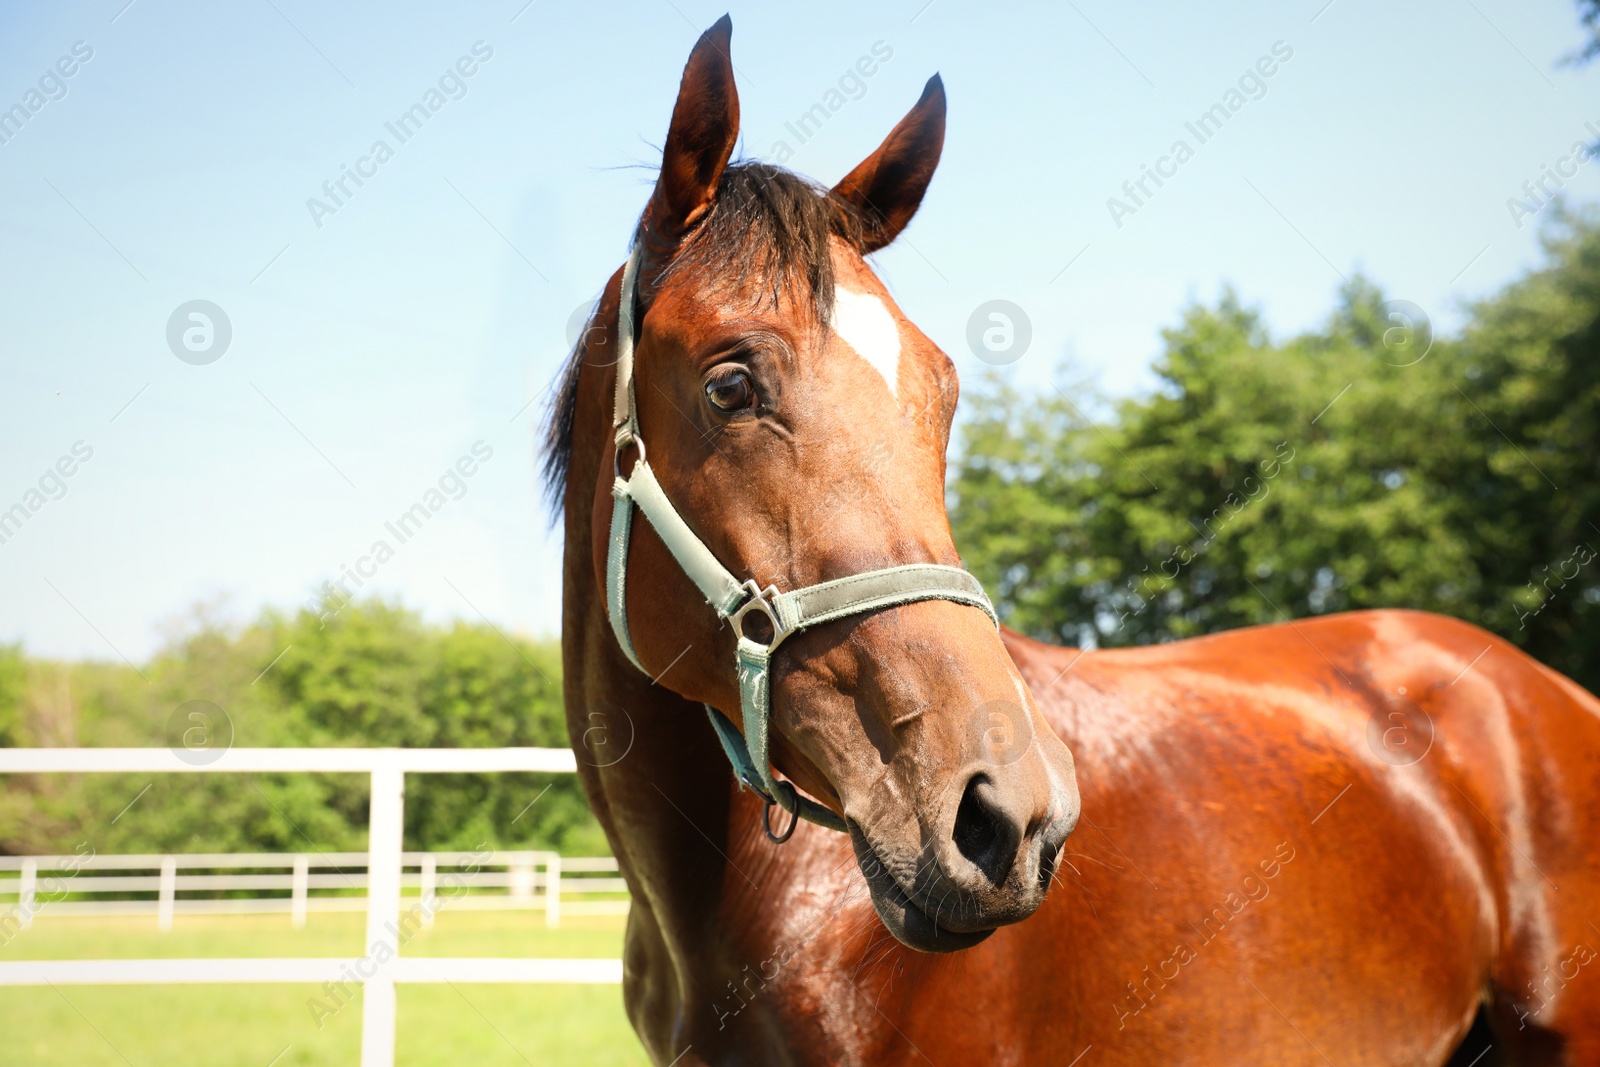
[
  {"xmin": 0, "ymin": 912, "xmax": 648, "ymax": 1066},
  {"xmin": 0, "ymin": 909, "xmax": 628, "ymax": 960}
]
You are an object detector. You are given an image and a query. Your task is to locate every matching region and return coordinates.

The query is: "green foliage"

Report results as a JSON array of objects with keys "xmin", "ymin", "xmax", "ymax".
[
  {"xmin": 0, "ymin": 645, "xmax": 23, "ymax": 748},
  {"xmin": 0, "ymin": 602, "xmax": 601, "ymax": 857},
  {"xmin": 1571, "ymin": 0, "xmax": 1600, "ymax": 66},
  {"xmin": 951, "ymin": 213, "xmax": 1600, "ymax": 691}
]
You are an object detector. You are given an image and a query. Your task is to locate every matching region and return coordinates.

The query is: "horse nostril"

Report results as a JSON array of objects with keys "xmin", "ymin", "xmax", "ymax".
[
  {"xmin": 1035, "ymin": 798, "xmax": 1077, "ymax": 892},
  {"xmin": 1037, "ymin": 825, "xmax": 1064, "ymax": 892},
  {"xmin": 952, "ymin": 776, "xmax": 1021, "ymax": 886}
]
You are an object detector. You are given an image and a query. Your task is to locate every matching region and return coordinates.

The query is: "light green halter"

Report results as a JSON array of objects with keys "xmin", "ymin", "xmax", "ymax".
[{"xmin": 604, "ymin": 246, "xmax": 999, "ymax": 841}]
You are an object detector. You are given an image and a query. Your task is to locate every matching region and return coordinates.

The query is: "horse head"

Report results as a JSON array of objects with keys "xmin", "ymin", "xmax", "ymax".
[{"xmin": 575, "ymin": 16, "xmax": 1079, "ymax": 952}]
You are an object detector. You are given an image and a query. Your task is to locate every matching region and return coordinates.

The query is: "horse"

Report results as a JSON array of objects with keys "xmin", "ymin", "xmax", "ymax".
[{"xmin": 548, "ymin": 17, "xmax": 1600, "ymax": 1064}]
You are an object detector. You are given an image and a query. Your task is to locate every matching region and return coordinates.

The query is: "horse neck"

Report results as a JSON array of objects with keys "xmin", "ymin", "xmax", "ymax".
[{"xmin": 557, "ymin": 337, "xmax": 743, "ymax": 946}]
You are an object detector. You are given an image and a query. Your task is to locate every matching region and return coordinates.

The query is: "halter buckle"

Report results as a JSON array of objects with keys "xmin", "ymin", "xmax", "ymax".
[
  {"xmin": 612, "ymin": 430, "xmax": 646, "ymax": 480},
  {"xmin": 729, "ymin": 579, "xmax": 789, "ymax": 650}
]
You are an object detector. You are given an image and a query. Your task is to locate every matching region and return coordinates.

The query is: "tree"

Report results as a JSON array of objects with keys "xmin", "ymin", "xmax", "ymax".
[
  {"xmin": 950, "ymin": 214, "xmax": 1600, "ymax": 692},
  {"xmin": 0, "ymin": 601, "xmax": 601, "ymax": 857},
  {"xmin": 1569, "ymin": 0, "xmax": 1600, "ymax": 66}
]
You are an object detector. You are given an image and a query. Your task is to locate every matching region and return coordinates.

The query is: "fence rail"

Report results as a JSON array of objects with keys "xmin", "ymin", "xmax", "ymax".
[
  {"xmin": 0, "ymin": 747, "xmax": 616, "ymax": 1067},
  {"xmin": 0, "ymin": 850, "xmax": 627, "ymax": 926}
]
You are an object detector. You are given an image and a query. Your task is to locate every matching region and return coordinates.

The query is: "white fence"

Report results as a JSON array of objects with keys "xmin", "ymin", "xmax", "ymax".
[
  {"xmin": 0, "ymin": 849, "xmax": 627, "ymax": 929},
  {"xmin": 0, "ymin": 747, "xmax": 625, "ymax": 1067}
]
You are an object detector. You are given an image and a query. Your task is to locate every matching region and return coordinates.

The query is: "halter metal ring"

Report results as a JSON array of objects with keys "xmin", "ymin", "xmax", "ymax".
[
  {"xmin": 729, "ymin": 579, "xmax": 789, "ymax": 650},
  {"xmin": 613, "ymin": 432, "xmax": 646, "ymax": 480},
  {"xmin": 763, "ymin": 781, "xmax": 801, "ymax": 843}
]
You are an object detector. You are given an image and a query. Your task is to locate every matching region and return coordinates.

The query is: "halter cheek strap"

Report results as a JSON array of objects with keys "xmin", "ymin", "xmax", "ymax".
[{"xmin": 603, "ymin": 246, "xmax": 999, "ymax": 839}]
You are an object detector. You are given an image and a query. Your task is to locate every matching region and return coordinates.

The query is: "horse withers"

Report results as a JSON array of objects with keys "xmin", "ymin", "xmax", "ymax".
[{"xmin": 548, "ymin": 17, "xmax": 1600, "ymax": 1065}]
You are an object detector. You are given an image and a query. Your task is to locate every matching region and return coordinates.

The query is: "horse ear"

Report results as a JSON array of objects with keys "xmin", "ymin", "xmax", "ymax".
[
  {"xmin": 832, "ymin": 74, "xmax": 946, "ymax": 254},
  {"xmin": 640, "ymin": 15, "xmax": 739, "ymax": 259}
]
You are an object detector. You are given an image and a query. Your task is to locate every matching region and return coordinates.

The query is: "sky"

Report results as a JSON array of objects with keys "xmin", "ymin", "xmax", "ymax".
[{"xmin": 2, "ymin": 0, "xmax": 1598, "ymax": 663}]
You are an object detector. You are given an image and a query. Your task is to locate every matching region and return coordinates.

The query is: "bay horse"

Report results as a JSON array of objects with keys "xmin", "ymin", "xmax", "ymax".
[{"xmin": 549, "ymin": 17, "xmax": 1600, "ymax": 1064}]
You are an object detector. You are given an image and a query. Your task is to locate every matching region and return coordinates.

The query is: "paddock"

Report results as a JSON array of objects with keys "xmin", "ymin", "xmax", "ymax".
[{"xmin": 0, "ymin": 747, "xmax": 634, "ymax": 1067}]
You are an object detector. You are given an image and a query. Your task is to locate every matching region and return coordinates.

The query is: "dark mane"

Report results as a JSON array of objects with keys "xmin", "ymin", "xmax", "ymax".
[{"xmin": 540, "ymin": 162, "xmax": 866, "ymax": 513}]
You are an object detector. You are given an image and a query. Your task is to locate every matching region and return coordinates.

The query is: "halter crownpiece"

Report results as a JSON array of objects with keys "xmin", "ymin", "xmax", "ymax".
[{"xmin": 603, "ymin": 245, "xmax": 1000, "ymax": 840}]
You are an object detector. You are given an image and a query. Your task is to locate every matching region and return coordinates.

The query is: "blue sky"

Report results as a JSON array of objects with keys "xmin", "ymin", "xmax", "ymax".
[{"xmin": 2, "ymin": 0, "xmax": 1597, "ymax": 662}]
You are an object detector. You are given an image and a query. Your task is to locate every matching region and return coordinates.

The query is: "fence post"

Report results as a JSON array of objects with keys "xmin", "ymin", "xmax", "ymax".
[
  {"xmin": 361, "ymin": 763, "xmax": 404, "ymax": 1067},
  {"xmin": 17, "ymin": 859, "xmax": 37, "ymax": 931},
  {"xmin": 291, "ymin": 855, "xmax": 309, "ymax": 930},
  {"xmin": 509, "ymin": 858, "xmax": 534, "ymax": 901},
  {"xmin": 157, "ymin": 857, "xmax": 176, "ymax": 932},
  {"xmin": 544, "ymin": 853, "xmax": 560, "ymax": 929},
  {"xmin": 419, "ymin": 855, "xmax": 436, "ymax": 930}
]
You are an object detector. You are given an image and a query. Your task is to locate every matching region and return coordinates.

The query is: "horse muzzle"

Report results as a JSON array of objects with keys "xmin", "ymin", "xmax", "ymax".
[{"xmin": 847, "ymin": 762, "xmax": 1080, "ymax": 953}]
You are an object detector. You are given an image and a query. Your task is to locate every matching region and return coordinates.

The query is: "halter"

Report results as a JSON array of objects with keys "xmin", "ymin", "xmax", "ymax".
[{"xmin": 604, "ymin": 246, "xmax": 999, "ymax": 840}]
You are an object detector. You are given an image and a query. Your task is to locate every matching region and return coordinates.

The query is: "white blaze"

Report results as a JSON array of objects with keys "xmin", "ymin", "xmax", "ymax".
[{"xmin": 831, "ymin": 288, "xmax": 902, "ymax": 400}]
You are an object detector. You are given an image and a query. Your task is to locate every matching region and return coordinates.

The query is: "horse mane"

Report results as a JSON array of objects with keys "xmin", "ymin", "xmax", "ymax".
[{"xmin": 540, "ymin": 162, "xmax": 868, "ymax": 513}]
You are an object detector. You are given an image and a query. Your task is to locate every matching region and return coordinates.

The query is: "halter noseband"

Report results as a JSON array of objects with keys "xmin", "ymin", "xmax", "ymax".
[{"xmin": 603, "ymin": 246, "xmax": 999, "ymax": 840}]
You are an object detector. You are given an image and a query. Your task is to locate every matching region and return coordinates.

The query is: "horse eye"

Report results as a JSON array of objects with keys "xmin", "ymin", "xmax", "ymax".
[{"xmin": 705, "ymin": 370, "xmax": 755, "ymax": 413}]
